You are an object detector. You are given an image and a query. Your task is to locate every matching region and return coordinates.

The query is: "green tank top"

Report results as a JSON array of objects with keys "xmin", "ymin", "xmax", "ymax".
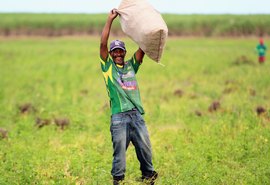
[{"xmin": 100, "ymin": 54, "xmax": 144, "ymax": 115}]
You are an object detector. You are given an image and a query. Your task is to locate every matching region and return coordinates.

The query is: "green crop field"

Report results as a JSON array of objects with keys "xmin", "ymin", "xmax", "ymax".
[
  {"xmin": 0, "ymin": 36, "xmax": 270, "ymax": 184},
  {"xmin": 1, "ymin": 13, "xmax": 270, "ymax": 36}
]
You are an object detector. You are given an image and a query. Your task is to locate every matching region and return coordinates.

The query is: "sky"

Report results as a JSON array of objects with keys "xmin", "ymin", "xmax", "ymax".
[{"xmin": 0, "ymin": 0, "xmax": 270, "ymax": 14}]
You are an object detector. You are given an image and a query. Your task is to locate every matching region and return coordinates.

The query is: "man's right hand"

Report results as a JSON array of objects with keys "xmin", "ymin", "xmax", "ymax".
[{"xmin": 109, "ymin": 8, "xmax": 119, "ymax": 20}]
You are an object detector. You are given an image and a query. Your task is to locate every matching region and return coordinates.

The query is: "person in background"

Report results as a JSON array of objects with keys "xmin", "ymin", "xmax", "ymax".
[
  {"xmin": 99, "ymin": 9, "xmax": 158, "ymax": 185},
  {"xmin": 256, "ymin": 38, "xmax": 267, "ymax": 64}
]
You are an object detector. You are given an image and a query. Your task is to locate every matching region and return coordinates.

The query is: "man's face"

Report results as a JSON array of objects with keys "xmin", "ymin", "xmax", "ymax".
[{"xmin": 110, "ymin": 48, "xmax": 126, "ymax": 65}]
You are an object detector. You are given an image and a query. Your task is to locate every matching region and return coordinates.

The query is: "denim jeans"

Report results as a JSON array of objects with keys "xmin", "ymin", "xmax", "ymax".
[{"xmin": 110, "ymin": 109, "xmax": 154, "ymax": 177}]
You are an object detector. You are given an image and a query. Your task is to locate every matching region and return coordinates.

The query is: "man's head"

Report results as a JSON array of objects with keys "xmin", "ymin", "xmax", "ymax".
[
  {"xmin": 109, "ymin": 40, "xmax": 126, "ymax": 65},
  {"xmin": 260, "ymin": 38, "xmax": 264, "ymax": 44}
]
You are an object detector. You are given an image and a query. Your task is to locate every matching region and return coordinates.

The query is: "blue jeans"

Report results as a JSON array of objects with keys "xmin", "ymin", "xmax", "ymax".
[{"xmin": 110, "ymin": 109, "xmax": 154, "ymax": 177}]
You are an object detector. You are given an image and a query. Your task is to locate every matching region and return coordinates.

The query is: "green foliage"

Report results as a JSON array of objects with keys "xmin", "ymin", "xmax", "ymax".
[
  {"xmin": 163, "ymin": 14, "xmax": 270, "ymax": 36},
  {"xmin": 1, "ymin": 13, "xmax": 270, "ymax": 36},
  {"xmin": 0, "ymin": 37, "xmax": 270, "ymax": 184},
  {"xmin": 0, "ymin": 13, "xmax": 121, "ymax": 36}
]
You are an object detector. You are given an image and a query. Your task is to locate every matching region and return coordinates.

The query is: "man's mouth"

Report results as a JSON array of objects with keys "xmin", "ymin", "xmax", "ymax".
[{"xmin": 115, "ymin": 56, "xmax": 124, "ymax": 61}]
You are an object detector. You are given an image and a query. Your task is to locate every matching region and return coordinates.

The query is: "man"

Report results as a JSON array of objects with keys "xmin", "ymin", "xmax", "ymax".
[
  {"xmin": 99, "ymin": 9, "xmax": 158, "ymax": 185},
  {"xmin": 256, "ymin": 38, "xmax": 267, "ymax": 64}
]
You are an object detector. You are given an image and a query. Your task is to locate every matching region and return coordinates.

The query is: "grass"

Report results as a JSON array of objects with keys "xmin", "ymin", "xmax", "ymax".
[{"xmin": 0, "ymin": 36, "xmax": 270, "ymax": 184}]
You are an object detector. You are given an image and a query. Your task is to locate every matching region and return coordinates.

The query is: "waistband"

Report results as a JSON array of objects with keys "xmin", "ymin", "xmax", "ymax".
[{"xmin": 112, "ymin": 108, "xmax": 138, "ymax": 116}]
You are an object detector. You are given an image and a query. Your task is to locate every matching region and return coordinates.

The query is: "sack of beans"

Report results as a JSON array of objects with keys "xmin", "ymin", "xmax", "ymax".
[{"xmin": 117, "ymin": 0, "xmax": 168, "ymax": 63}]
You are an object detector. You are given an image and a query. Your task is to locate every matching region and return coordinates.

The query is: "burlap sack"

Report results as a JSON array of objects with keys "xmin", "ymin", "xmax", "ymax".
[{"xmin": 117, "ymin": 0, "xmax": 168, "ymax": 63}]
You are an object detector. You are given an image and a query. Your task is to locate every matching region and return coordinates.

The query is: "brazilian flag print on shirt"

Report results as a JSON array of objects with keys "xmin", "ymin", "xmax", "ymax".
[{"xmin": 100, "ymin": 54, "xmax": 144, "ymax": 115}]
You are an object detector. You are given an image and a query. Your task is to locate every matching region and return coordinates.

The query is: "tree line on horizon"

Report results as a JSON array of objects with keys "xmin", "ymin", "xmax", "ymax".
[{"xmin": 0, "ymin": 13, "xmax": 269, "ymax": 37}]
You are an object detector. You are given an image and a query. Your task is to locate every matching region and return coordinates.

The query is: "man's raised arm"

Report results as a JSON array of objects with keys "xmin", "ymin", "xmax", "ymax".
[{"xmin": 100, "ymin": 9, "xmax": 119, "ymax": 61}]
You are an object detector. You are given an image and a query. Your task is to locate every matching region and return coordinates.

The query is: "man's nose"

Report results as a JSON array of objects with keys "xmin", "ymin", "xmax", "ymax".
[{"xmin": 115, "ymin": 51, "xmax": 122, "ymax": 56}]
